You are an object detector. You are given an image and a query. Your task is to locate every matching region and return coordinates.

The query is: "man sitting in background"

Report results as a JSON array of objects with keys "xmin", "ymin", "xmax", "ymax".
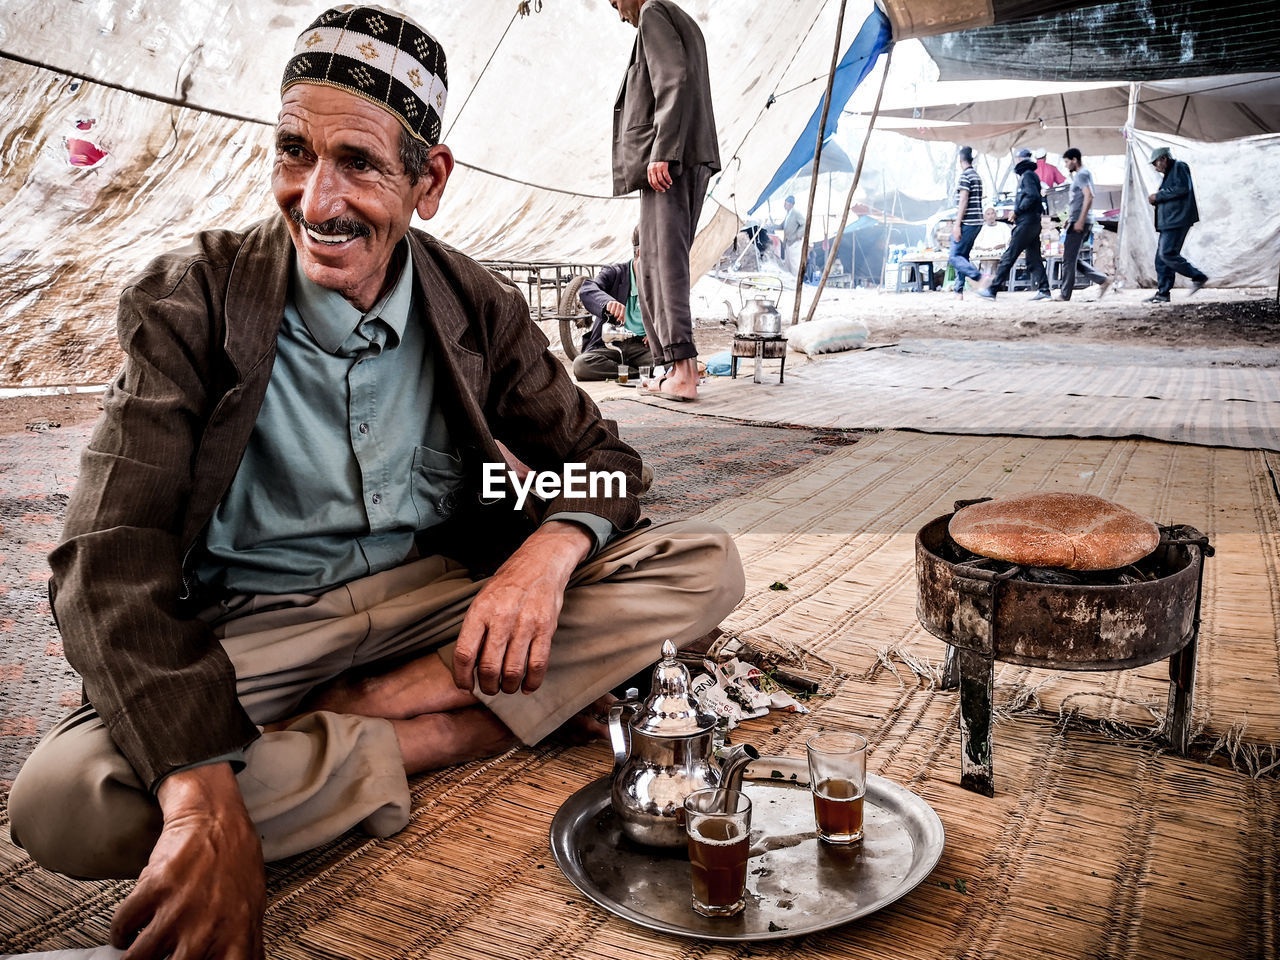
[
  {"xmin": 572, "ymin": 227, "xmax": 655, "ymax": 382},
  {"xmin": 971, "ymin": 205, "xmax": 1012, "ymax": 263}
]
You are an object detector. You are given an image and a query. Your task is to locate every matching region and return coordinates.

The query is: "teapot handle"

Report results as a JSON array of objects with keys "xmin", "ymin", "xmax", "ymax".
[
  {"xmin": 608, "ymin": 687, "xmax": 640, "ymax": 771},
  {"xmin": 734, "ymin": 274, "xmax": 785, "ymax": 310}
]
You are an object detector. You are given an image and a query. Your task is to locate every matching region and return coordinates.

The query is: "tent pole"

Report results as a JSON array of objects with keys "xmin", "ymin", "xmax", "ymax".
[
  {"xmin": 805, "ymin": 43, "xmax": 894, "ymax": 325},
  {"xmin": 792, "ymin": 0, "xmax": 848, "ymax": 326},
  {"xmin": 1116, "ymin": 81, "xmax": 1141, "ymax": 289}
]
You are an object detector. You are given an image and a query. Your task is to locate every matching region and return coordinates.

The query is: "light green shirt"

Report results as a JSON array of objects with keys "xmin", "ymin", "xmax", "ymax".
[
  {"xmin": 199, "ymin": 241, "xmax": 459, "ymax": 594},
  {"xmin": 624, "ymin": 262, "xmax": 645, "ymax": 336},
  {"xmin": 198, "ymin": 242, "xmax": 612, "ymax": 597}
]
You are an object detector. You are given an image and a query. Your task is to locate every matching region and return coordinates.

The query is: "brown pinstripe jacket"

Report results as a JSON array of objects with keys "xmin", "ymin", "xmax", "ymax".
[{"xmin": 48, "ymin": 215, "xmax": 643, "ymax": 788}]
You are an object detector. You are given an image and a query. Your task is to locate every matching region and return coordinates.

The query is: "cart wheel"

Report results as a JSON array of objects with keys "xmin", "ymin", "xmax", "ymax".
[
  {"xmin": 558, "ymin": 318, "xmax": 582, "ymax": 360},
  {"xmin": 557, "ymin": 275, "xmax": 590, "ymax": 360}
]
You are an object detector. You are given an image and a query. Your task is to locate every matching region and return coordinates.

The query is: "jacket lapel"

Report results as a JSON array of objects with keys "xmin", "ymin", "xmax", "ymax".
[
  {"xmin": 223, "ymin": 216, "xmax": 292, "ymax": 378},
  {"xmin": 406, "ymin": 229, "xmax": 498, "ymax": 463},
  {"xmin": 182, "ymin": 217, "xmax": 292, "ymax": 547}
]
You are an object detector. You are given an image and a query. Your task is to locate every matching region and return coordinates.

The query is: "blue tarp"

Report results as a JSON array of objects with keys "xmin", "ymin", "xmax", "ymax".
[{"xmin": 748, "ymin": 6, "xmax": 892, "ymax": 214}]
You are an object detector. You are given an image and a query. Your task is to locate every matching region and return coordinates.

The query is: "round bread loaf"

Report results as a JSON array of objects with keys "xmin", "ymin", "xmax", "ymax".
[{"xmin": 948, "ymin": 492, "xmax": 1160, "ymax": 570}]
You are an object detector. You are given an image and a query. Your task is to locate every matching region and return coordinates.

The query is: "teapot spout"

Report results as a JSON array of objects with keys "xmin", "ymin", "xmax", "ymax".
[{"xmin": 719, "ymin": 743, "xmax": 761, "ymax": 794}]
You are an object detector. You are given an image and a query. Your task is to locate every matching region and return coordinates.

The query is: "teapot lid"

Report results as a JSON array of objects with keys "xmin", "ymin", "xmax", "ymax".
[{"xmin": 633, "ymin": 640, "xmax": 716, "ymax": 737}]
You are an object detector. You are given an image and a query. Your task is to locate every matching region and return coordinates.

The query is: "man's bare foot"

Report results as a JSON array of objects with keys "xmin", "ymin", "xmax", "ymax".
[
  {"xmin": 303, "ymin": 653, "xmax": 477, "ymax": 721},
  {"xmin": 392, "ymin": 707, "xmax": 517, "ymax": 774},
  {"xmin": 648, "ymin": 357, "xmax": 699, "ymax": 401}
]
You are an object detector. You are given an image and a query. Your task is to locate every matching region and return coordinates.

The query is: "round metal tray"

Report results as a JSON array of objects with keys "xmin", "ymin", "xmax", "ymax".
[{"xmin": 549, "ymin": 756, "xmax": 945, "ymax": 941}]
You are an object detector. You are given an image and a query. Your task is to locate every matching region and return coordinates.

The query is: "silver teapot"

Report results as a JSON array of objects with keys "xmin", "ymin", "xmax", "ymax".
[
  {"xmin": 609, "ymin": 640, "xmax": 758, "ymax": 847},
  {"xmin": 725, "ymin": 276, "xmax": 783, "ymax": 337}
]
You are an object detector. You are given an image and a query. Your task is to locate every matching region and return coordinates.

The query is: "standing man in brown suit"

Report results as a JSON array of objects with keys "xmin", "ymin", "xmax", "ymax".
[
  {"xmin": 8, "ymin": 7, "xmax": 743, "ymax": 958},
  {"xmin": 609, "ymin": 0, "xmax": 720, "ymax": 402}
]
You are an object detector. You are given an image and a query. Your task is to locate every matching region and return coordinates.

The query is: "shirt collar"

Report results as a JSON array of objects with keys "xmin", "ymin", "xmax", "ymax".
[{"xmin": 291, "ymin": 239, "xmax": 415, "ymax": 355}]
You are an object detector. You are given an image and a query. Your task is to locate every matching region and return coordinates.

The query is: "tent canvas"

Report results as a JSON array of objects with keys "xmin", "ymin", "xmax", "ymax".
[
  {"xmin": 0, "ymin": 0, "xmax": 884, "ymax": 386},
  {"xmin": 867, "ymin": 74, "xmax": 1280, "ymax": 157}
]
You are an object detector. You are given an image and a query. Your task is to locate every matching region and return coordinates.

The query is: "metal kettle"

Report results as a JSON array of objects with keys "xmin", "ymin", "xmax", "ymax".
[
  {"xmin": 727, "ymin": 276, "xmax": 783, "ymax": 337},
  {"xmin": 608, "ymin": 640, "xmax": 759, "ymax": 848}
]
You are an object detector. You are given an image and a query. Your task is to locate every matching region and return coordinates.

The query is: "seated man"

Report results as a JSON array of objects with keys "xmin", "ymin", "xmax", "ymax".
[
  {"xmin": 572, "ymin": 227, "xmax": 655, "ymax": 382},
  {"xmin": 971, "ymin": 205, "xmax": 1012, "ymax": 262},
  {"xmin": 8, "ymin": 8, "xmax": 744, "ymax": 959}
]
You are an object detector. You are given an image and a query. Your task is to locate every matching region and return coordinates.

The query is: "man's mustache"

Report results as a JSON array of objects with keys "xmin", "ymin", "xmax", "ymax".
[{"xmin": 288, "ymin": 208, "xmax": 371, "ymax": 239}]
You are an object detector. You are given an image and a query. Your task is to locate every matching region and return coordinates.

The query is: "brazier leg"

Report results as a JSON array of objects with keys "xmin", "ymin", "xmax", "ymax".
[
  {"xmin": 941, "ymin": 643, "xmax": 959, "ymax": 689},
  {"xmin": 958, "ymin": 648, "xmax": 994, "ymax": 796},
  {"xmin": 1164, "ymin": 634, "xmax": 1198, "ymax": 754}
]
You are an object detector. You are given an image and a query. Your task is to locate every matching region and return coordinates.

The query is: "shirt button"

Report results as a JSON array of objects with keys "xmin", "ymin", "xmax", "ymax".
[
  {"xmin": 371, "ymin": 493, "xmax": 382, "ymax": 505},
  {"xmin": 358, "ymin": 422, "xmax": 369, "ymax": 435}
]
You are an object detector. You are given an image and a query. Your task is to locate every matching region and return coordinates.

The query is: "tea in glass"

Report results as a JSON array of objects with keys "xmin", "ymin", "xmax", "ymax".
[
  {"xmin": 806, "ymin": 732, "xmax": 868, "ymax": 844},
  {"xmin": 684, "ymin": 788, "xmax": 751, "ymax": 917}
]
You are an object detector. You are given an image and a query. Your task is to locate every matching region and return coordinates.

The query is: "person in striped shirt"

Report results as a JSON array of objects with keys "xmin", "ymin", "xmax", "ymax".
[{"xmin": 949, "ymin": 146, "xmax": 989, "ymax": 297}]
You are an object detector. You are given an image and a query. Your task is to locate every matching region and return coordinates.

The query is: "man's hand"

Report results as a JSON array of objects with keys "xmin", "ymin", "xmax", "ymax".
[
  {"xmin": 604, "ymin": 300, "xmax": 624, "ymax": 320},
  {"xmin": 111, "ymin": 763, "xmax": 265, "ymax": 960},
  {"xmin": 1071, "ymin": 220, "xmax": 1086, "ymax": 234},
  {"xmin": 453, "ymin": 520, "xmax": 593, "ymax": 696},
  {"xmin": 647, "ymin": 161, "xmax": 672, "ymax": 192},
  {"xmin": 951, "ymin": 223, "xmax": 961, "ymax": 242},
  {"xmin": 1148, "ymin": 192, "xmax": 1158, "ymax": 205}
]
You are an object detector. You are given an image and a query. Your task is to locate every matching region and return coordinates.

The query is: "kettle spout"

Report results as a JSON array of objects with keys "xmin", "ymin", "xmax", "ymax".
[{"xmin": 718, "ymin": 743, "xmax": 761, "ymax": 794}]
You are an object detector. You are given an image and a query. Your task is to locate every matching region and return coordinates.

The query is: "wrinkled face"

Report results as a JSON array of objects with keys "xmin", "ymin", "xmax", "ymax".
[
  {"xmin": 272, "ymin": 84, "xmax": 451, "ymax": 311},
  {"xmin": 609, "ymin": 0, "xmax": 644, "ymax": 27},
  {"xmin": 1153, "ymin": 156, "xmax": 1172, "ymax": 174}
]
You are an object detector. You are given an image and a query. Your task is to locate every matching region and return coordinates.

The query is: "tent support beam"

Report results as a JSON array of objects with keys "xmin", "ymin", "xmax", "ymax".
[
  {"xmin": 1116, "ymin": 81, "xmax": 1141, "ymax": 288},
  {"xmin": 792, "ymin": 0, "xmax": 849, "ymax": 325},
  {"xmin": 804, "ymin": 42, "xmax": 894, "ymax": 325}
]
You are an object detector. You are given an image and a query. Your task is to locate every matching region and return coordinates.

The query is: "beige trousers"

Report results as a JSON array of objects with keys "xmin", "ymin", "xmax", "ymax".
[{"xmin": 9, "ymin": 519, "xmax": 743, "ymax": 879}]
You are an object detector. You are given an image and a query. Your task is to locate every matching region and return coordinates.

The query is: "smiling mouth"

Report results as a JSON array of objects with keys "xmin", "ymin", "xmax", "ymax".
[{"xmin": 289, "ymin": 209, "xmax": 370, "ymax": 247}]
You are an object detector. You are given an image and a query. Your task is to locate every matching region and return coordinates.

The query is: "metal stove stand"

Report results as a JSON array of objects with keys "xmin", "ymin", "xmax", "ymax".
[{"xmin": 730, "ymin": 333, "xmax": 787, "ymax": 384}]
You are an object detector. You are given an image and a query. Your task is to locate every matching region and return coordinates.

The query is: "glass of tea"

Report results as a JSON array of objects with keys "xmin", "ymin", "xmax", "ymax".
[
  {"xmin": 806, "ymin": 731, "xmax": 868, "ymax": 844},
  {"xmin": 683, "ymin": 788, "xmax": 752, "ymax": 917},
  {"xmin": 616, "ymin": 363, "xmax": 630, "ymax": 384}
]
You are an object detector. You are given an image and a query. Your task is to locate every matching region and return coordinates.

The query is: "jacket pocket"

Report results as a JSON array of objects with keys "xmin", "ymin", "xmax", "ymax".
[
  {"xmin": 410, "ymin": 445, "xmax": 465, "ymax": 526},
  {"xmin": 620, "ymin": 122, "xmax": 655, "ymax": 189},
  {"xmin": 619, "ymin": 62, "xmax": 650, "ymax": 131}
]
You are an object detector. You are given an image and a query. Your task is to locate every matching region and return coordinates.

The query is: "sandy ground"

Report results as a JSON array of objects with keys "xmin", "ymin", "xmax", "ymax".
[{"xmin": 3, "ymin": 286, "xmax": 1276, "ymax": 435}]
